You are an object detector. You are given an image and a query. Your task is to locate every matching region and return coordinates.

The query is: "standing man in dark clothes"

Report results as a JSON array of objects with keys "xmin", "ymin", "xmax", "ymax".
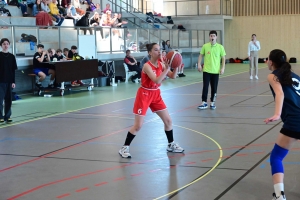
[{"xmin": 0, "ymin": 38, "xmax": 17, "ymax": 124}]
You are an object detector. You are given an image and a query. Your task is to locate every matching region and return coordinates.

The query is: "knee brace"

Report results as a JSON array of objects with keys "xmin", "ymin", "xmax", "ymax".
[{"xmin": 270, "ymin": 144, "xmax": 289, "ymax": 175}]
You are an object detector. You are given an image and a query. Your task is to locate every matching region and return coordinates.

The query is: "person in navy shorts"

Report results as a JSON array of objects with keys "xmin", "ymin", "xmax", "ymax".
[
  {"xmin": 264, "ymin": 49, "xmax": 300, "ymax": 200},
  {"xmin": 118, "ymin": 43, "xmax": 184, "ymax": 158},
  {"xmin": 33, "ymin": 44, "xmax": 56, "ymax": 89}
]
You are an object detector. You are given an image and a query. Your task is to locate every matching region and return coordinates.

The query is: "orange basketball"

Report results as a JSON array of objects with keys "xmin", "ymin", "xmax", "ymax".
[{"xmin": 166, "ymin": 51, "xmax": 182, "ymax": 68}]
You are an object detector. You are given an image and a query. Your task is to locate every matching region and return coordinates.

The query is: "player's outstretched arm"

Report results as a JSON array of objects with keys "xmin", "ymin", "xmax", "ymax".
[{"xmin": 264, "ymin": 74, "xmax": 284, "ymax": 124}]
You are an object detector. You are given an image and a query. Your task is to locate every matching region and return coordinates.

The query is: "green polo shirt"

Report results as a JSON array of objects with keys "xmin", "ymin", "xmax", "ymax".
[{"xmin": 200, "ymin": 42, "xmax": 226, "ymax": 74}]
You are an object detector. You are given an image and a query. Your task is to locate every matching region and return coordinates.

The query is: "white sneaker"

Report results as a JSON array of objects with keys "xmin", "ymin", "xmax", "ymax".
[
  {"xmin": 167, "ymin": 141, "xmax": 184, "ymax": 153},
  {"xmin": 250, "ymin": 75, "xmax": 253, "ymax": 80},
  {"xmin": 255, "ymin": 75, "xmax": 259, "ymax": 80},
  {"xmin": 272, "ymin": 191, "xmax": 286, "ymax": 200},
  {"xmin": 119, "ymin": 146, "xmax": 131, "ymax": 158},
  {"xmin": 210, "ymin": 102, "xmax": 216, "ymax": 110},
  {"xmin": 198, "ymin": 101, "xmax": 208, "ymax": 109}
]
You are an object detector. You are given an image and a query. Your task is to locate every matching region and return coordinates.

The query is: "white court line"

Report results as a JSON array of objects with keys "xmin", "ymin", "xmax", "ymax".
[
  {"xmin": 163, "ymin": 93, "xmax": 272, "ymax": 96},
  {"xmin": 111, "ymin": 108, "xmax": 126, "ymax": 113}
]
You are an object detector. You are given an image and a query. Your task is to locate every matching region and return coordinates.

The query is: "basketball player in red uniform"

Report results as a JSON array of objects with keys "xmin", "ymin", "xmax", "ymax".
[{"xmin": 119, "ymin": 43, "xmax": 184, "ymax": 158}]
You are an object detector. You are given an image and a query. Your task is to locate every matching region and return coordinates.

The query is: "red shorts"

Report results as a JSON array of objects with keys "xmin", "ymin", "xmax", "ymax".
[{"xmin": 133, "ymin": 87, "xmax": 167, "ymax": 116}]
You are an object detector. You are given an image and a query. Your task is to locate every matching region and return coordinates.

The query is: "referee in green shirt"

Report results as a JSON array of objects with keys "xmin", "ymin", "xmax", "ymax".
[{"xmin": 197, "ymin": 30, "xmax": 226, "ymax": 110}]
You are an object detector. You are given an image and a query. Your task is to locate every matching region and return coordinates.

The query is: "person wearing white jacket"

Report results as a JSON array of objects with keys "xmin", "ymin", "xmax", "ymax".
[{"xmin": 248, "ymin": 34, "xmax": 261, "ymax": 80}]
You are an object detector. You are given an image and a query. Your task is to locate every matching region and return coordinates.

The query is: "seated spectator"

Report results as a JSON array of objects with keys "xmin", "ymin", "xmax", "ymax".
[
  {"xmin": 100, "ymin": 13, "xmax": 109, "ymax": 26},
  {"xmin": 67, "ymin": 46, "xmax": 83, "ymax": 86},
  {"xmin": 124, "ymin": 50, "xmax": 141, "ymax": 83},
  {"xmin": 41, "ymin": 0, "xmax": 50, "ymax": 12},
  {"xmin": 56, "ymin": 49, "xmax": 65, "ymax": 61},
  {"xmin": 1, "ymin": 0, "xmax": 7, "ymax": 7},
  {"xmin": 76, "ymin": 12, "xmax": 92, "ymax": 35},
  {"xmin": 89, "ymin": 12, "xmax": 100, "ymax": 26},
  {"xmin": 33, "ymin": 0, "xmax": 42, "ymax": 16},
  {"xmin": 116, "ymin": 13, "xmax": 128, "ymax": 28},
  {"xmin": 34, "ymin": 0, "xmax": 54, "ymax": 26},
  {"xmin": 49, "ymin": 0, "xmax": 64, "ymax": 26},
  {"xmin": 48, "ymin": 48, "xmax": 58, "ymax": 61},
  {"xmin": 111, "ymin": 13, "xmax": 118, "ymax": 27},
  {"xmin": 174, "ymin": 50, "xmax": 185, "ymax": 77},
  {"xmin": 66, "ymin": 45, "xmax": 76, "ymax": 60},
  {"xmin": 90, "ymin": 12, "xmax": 104, "ymax": 38},
  {"xmin": 26, "ymin": 0, "xmax": 35, "ymax": 8},
  {"xmin": 161, "ymin": 50, "xmax": 167, "ymax": 61},
  {"xmin": 105, "ymin": 10, "xmax": 112, "ymax": 24},
  {"xmin": 33, "ymin": 44, "xmax": 56, "ymax": 89},
  {"xmin": 163, "ymin": 40, "xmax": 172, "ymax": 53},
  {"xmin": 177, "ymin": 63, "xmax": 186, "ymax": 77},
  {"xmin": 102, "ymin": 3, "xmax": 111, "ymax": 14},
  {"xmin": 111, "ymin": 13, "xmax": 120, "ymax": 37},
  {"xmin": 116, "ymin": 13, "xmax": 131, "ymax": 39},
  {"xmin": 63, "ymin": 48, "xmax": 69, "ymax": 59},
  {"xmin": 41, "ymin": 0, "xmax": 58, "ymax": 23},
  {"xmin": 66, "ymin": 2, "xmax": 81, "ymax": 25},
  {"xmin": 17, "ymin": 0, "xmax": 29, "ymax": 17},
  {"xmin": 93, "ymin": 3, "xmax": 101, "ymax": 13},
  {"xmin": 102, "ymin": 10, "xmax": 113, "ymax": 37},
  {"xmin": 81, "ymin": 0, "xmax": 92, "ymax": 5},
  {"xmin": 140, "ymin": 53, "xmax": 150, "ymax": 69},
  {"xmin": 56, "ymin": 0, "xmax": 67, "ymax": 16},
  {"xmin": 86, "ymin": 1, "xmax": 96, "ymax": 12},
  {"xmin": 60, "ymin": 0, "xmax": 70, "ymax": 8},
  {"xmin": 73, "ymin": 0, "xmax": 85, "ymax": 15}
]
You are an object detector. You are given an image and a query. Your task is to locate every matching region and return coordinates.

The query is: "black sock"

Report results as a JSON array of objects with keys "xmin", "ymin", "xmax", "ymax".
[
  {"xmin": 165, "ymin": 130, "xmax": 174, "ymax": 143},
  {"xmin": 124, "ymin": 132, "xmax": 136, "ymax": 146}
]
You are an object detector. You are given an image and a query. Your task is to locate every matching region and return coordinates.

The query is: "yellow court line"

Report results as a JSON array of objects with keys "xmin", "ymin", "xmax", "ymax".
[
  {"xmin": 153, "ymin": 124, "xmax": 223, "ymax": 200},
  {"xmin": 1, "ymin": 67, "xmax": 266, "ymax": 129}
]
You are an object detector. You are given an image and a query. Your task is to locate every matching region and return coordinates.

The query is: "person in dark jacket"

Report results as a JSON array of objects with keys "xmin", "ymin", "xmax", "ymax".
[
  {"xmin": 75, "ymin": 11, "xmax": 92, "ymax": 35},
  {"xmin": 0, "ymin": 38, "xmax": 17, "ymax": 124}
]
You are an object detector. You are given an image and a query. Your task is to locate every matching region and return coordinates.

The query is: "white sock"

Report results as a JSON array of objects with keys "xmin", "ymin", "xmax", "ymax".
[
  {"xmin": 211, "ymin": 102, "xmax": 215, "ymax": 106},
  {"xmin": 274, "ymin": 183, "xmax": 284, "ymax": 196}
]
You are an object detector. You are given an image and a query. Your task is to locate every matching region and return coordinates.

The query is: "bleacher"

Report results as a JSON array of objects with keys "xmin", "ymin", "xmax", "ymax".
[{"xmin": 0, "ymin": 2, "xmax": 213, "ymax": 93}]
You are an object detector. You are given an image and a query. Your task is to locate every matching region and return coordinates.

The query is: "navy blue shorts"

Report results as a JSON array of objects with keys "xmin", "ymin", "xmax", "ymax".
[
  {"xmin": 281, "ymin": 128, "xmax": 300, "ymax": 140},
  {"xmin": 33, "ymin": 68, "xmax": 49, "ymax": 76}
]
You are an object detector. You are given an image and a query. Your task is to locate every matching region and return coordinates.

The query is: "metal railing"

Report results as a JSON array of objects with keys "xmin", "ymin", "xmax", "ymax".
[
  {"xmin": 107, "ymin": 0, "xmax": 170, "ymax": 30},
  {"xmin": 0, "ymin": 25, "xmax": 221, "ymax": 55},
  {"xmin": 110, "ymin": 0, "xmax": 144, "ymax": 13},
  {"xmin": 146, "ymin": 0, "xmax": 232, "ymax": 16}
]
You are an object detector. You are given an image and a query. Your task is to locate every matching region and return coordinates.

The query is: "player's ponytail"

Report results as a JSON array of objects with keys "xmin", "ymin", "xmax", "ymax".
[
  {"xmin": 146, "ymin": 43, "xmax": 157, "ymax": 53},
  {"xmin": 278, "ymin": 62, "xmax": 293, "ymax": 85},
  {"xmin": 269, "ymin": 49, "xmax": 293, "ymax": 85}
]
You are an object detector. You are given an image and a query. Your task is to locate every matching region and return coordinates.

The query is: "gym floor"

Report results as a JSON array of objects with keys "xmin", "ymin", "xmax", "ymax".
[{"xmin": 1, "ymin": 63, "xmax": 300, "ymax": 200}]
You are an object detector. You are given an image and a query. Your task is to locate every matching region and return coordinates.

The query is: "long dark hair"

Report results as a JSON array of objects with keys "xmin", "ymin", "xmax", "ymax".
[
  {"xmin": 35, "ymin": 0, "xmax": 42, "ymax": 11},
  {"xmin": 146, "ymin": 43, "xmax": 157, "ymax": 53},
  {"xmin": 269, "ymin": 49, "xmax": 293, "ymax": 85},
  {"xmin": 166, "ymin": 40, "xmax": 170, "ymax": 48}
]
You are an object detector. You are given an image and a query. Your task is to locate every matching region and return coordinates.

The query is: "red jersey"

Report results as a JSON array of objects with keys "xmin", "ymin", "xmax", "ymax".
[{"xmin": 141, "ymin": 61, "xmax": 163, "ymax": 90}]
